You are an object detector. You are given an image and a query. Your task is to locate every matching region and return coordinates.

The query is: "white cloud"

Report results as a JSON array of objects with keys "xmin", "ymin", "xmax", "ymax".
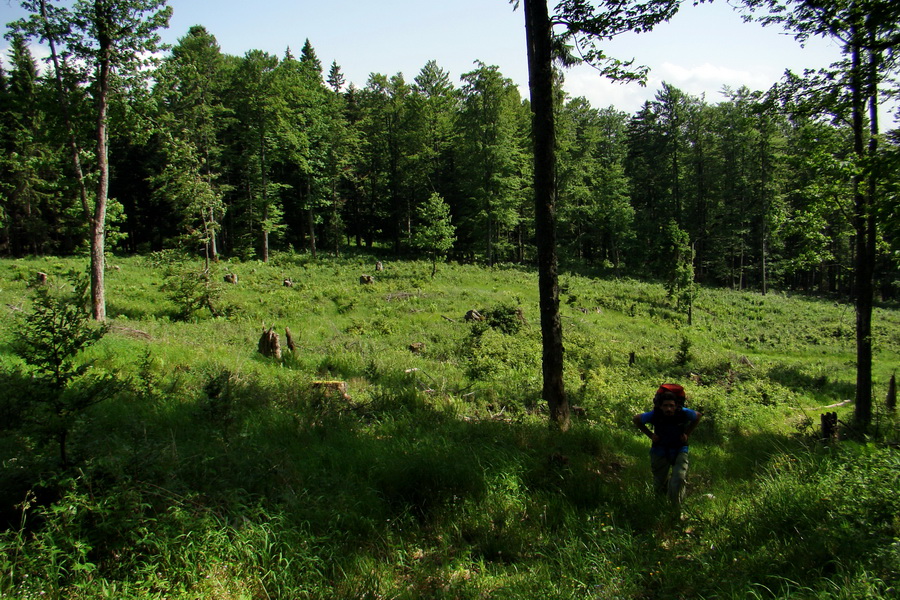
[
  {"xmin": 654, "ymin": 61, "xmax": 778, "ymax": 99},
  {"xmin": 563, "ymin": 67, "xmax": 653, "ymax": 114},
  {"xmin": 561, "ymin": 59, "xmax": 792, "ymax": 115}
]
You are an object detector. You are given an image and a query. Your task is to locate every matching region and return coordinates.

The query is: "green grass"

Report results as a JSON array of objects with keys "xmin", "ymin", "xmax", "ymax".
[{"xmin": 0, "ymin": 252, "xmax": 898, "ymax": 599}]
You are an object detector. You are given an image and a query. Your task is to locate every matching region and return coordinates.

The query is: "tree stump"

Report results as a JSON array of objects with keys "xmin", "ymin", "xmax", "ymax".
[
  {"xmin": 409, "ymin": 342, "xmax": 425, "ymax": 353},
  {"xmin": 312, "ymin": 380, "xmax": 351, "ymax": 401},
  {"xmin": 257, "ymin": 327, "xmax": 281, "ymax": 359},
  {"xmin": 628, "ymin": 351, "xmax": 636, "ymax": 366},
  {"xmin": 360, "ymin": 274, "xmax": 374, "ymax": 284},
  {"xmin": 465, "ymin": 309, "xmax": 483, "ymax": 322},
  {"xmin": 224, "ymin": 273, "xmax": 238, "ymax": 284},
  {"xmin": 35, "ymin": 272, "xmax": 48, "ymax": 285},
  {"xmin": 375, "ymin": 261, "xmax": 384, "ymax": 272},
  {"xmin": 820, "ymin": 411, "xmax": 838, "ymax": 442},
  {"xmin": 283, "ymin": 278, "xmax": 293, "ymax": 287},
  {"xmin": 285, "ymin": 327, "xmax": 297, "ymax": 353}
]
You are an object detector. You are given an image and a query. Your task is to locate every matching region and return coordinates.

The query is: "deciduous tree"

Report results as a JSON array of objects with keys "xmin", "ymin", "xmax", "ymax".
[
  {"xmin": 10, "ymin": 0, "xmax": 172, "ymax": 320},
  {"xmin": 517, "ymin": 0, "xmax": 682, "ymax": 430},
  {"xmin": 741, "ymin": 0, "xmax": 900, "ymax": 427}
]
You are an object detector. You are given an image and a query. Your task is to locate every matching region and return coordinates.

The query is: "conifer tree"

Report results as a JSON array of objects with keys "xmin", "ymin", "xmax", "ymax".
[{"xmin": 154, "ymin": 25, "xmax": 229, "ymax": 265}]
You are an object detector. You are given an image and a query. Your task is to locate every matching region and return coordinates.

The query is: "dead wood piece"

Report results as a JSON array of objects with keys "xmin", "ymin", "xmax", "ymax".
[
  {"xmin": 738, "ymin": 355, "xmax": 754, "ymax": 368},
  {"xmin": 312, "ymin": 380, "xmax": 352, "ymax": 401},
  {"xmin": 360, "ymin": 274, "xmax": 375, "ymax": 285},
  {"xmin": 110, "ymin": 325, "xmax": 152, "ymax": 340},
  {"xmin": 820, "ymin": 411, "xmax": 839, "ymax": 442},
  {"xmin": 224, "ymin": 273, "xmax": 238, "ymax": 284},
  {"xmin": 572, "ymin": 406, "xmax": 586, "ymax": 417},
  {"xmin": 386, "ymin": 291, "xmax": 416, "ymax": 301},
  {"xmin": 283, "ymin": 278, "xmax": 293, "ymax": 287},
  {"xmin": 465, "ymin": 309, "xmax": 483, "ymax": 322},
  {"xmin": 257, "ymin": 327, "xmax": 281, "ymax": 359},
  {"xmin": 285, "ymin": 327, "xmax": 297, "ymax": 353},
  {"xmin": 441, "ymin": 315, "xmax": 456, "ymax": 322},
  {"xmin": 409, "ymin": 342, "xmax": 425, "ymax": 353}
]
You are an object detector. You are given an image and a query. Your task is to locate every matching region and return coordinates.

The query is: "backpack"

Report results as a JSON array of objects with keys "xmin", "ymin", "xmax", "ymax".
[{"xmin": 653, "ymin": 383, "xmax": 686, "ymax": 409}]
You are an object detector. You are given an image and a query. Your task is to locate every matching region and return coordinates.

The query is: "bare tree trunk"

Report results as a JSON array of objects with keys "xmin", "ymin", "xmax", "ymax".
[
  {"xmin": 40, "ymin": 0, "xmax": 91, "ymax": 224},
  {"xmin": 204, "ymin": 143, "xmax": 219, "ymax": 263},
  {"xmin": 524, "ymin": 0, "xmax": 569, "ymax": 431},
  {"xmin": 851, "ymin": 28, "xmax": 873, "ymax": 428},
  {"xmin": 91, "ymin": 29, "xmax": 111, "ymax": 321},
  {"xmin": 261, "ymin": 129, "xmax": 269, "ymax": 263}
]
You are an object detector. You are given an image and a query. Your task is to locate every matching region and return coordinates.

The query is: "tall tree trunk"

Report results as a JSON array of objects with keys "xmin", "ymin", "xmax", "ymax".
[
  {"xmin": 524, "ymin": 0, "xmax": 569, "ymax": 431},
  {"xmin": 306, "ymin": 177, "xmax": 317, "ymax": 258},
  {"xmin": 261, "ymin": 129, "xmax": 269, "ymax": 263},
  {"xmin": 307, "ymin": 208, "xmax": 318, "ymax": 258},
  {"xmin": 851, "ymin": 27, "xmax": 873, "ymax": 428},
  {"xmin": 203, "ymin": 143, "xmax": 219, "ymax": 263},
  {"xmin": 208, "ymin": 205, "xmax": 218, "ymax": 262},
  {"xmin": 91, "ymin": 27, "xmax": 111, "ymax": 321},
  {"xmin": 40, "ymin": 0, "xmax": 91, "ymax": 224}
]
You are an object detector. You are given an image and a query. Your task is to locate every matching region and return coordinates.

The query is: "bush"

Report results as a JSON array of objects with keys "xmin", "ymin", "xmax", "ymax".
[{"xmin": 9, "ymin": 275, "xmax": 118, "ymax": 466}]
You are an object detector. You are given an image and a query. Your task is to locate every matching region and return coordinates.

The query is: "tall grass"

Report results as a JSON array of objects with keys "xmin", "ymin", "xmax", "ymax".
[{"xmin": 0, "ymin": 253, "xmax": 898, "ymax": 598}]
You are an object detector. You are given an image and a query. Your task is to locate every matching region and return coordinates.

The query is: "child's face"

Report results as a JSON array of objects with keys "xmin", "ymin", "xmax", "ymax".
[{"xmin": 660, "ymin": 400, "xmax": 677, "ymax": 416}]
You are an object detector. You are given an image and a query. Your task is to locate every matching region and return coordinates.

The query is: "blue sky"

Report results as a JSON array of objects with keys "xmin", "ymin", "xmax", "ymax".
[{"xmin": 3, "ymin": 0, "xmax": 890, "ymax": 122}]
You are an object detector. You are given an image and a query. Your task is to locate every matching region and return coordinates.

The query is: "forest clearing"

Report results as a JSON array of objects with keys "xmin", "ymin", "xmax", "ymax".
[
  {"xmin": 0, "ymin": 254, "xmax": 898, "ymax": 599},
  {"xmin": 3, "ymin": 0, "xmax": 900, "ymax": 597}
]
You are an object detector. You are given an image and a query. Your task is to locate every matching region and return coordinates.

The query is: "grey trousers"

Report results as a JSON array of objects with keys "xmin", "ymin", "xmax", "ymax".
[{"xmin": 651, "ymin": 451, "xmax": 689, "ymax": 504}]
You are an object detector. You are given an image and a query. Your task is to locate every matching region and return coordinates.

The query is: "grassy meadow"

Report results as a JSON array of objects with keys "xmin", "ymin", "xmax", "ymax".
[{"xmin": 0, "ymin": 252, "xmax": 898, "ymax": 599}]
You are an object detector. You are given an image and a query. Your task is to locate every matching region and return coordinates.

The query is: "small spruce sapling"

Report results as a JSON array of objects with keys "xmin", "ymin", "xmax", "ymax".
[
  {"xmin": 12, "ymin": 274, "xmax": 117, "ymax": 466},
  {"xmin": 159, "ymin": 253, "xmax": 224, "ymax": 320},
  {"xmin": 412, "ymin": 193, "xmax": 456, "ymax": 278},
  {"xmin": 664, "ymin": 220, "xmax": 695, "ymax": 324}
]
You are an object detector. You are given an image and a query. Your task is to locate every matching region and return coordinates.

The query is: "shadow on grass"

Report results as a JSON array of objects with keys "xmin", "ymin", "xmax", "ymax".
[
  {"xmin": 0, "ymin": 373, "xmax": 837, "ymax": 598},
  {"xmin": 767, "ymin": 363, "xmax": 856, "ymax": 401}
]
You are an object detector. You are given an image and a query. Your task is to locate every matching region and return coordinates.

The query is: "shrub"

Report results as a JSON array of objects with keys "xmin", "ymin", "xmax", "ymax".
[
  {"xmin": 155, "ymin": 252, "xmax": 225, "ymax": 320},
  {"xmin": 10, "ymin": 275, "xmax": 118, "ymax": 466}
]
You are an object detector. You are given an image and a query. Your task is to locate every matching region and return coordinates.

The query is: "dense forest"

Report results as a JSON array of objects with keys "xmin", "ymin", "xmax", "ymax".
[{"xmin": 1, "ymin": 6, "xmax": 898, "ymax": 299}]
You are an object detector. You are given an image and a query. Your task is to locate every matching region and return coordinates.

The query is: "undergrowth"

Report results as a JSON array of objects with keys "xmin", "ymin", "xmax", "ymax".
[{"xmin": 0, "ymin": 253, "xmax": 898, "ymax": 599}]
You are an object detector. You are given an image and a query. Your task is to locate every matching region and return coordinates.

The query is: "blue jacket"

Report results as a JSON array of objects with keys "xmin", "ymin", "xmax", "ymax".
[{"xmin": 639, "ymin": 408, "xmax": 699, "ymax": 457}]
